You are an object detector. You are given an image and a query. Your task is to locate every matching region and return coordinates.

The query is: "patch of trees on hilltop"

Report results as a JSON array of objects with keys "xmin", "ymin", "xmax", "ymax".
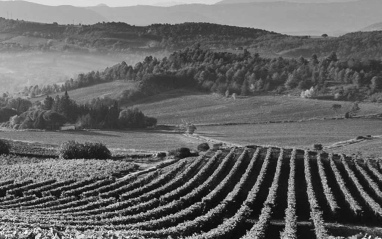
[
  {"xmin": 0, "ymin": 18, "xmax": 283, "ymax": 53},
  {"xmin": 3, "ymin": 18, "xmax": 382, "ymax": 59},
  {"xmin": 264, "ymin": 31, "xmax": 382, "ymax": 60},
  {"xmin": 25, "ymin": 45, "xmax": 382, "ymax": 103},
  {"xmin": 0, "ymin": 92, "xmax": 157, "ymax": 130}
]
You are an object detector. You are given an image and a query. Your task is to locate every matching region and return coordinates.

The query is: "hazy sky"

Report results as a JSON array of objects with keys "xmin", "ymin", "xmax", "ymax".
[{"xmin": 3, "ymin": 0, "xmax": 220, "ymax": 7}]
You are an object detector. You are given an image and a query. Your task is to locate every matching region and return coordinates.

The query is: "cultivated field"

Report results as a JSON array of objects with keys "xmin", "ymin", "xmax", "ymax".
[
  {"xmin": 134, "ymin": 90, "xmax": 382, "ymax": 125},
  {"xmin": 198, "ymin": 118, "xmax": 382, "ymax": 149},
  {"xmin": 0, "ymin": 147, "xmax": 381, "ymax": 238},
  {"xmin": 0, "ymin": 155, "xmax": 139, "ymax": 182}
]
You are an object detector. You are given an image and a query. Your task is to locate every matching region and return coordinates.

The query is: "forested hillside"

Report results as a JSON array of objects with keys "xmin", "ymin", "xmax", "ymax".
[
  {"xmin": 25, "ymin": 46, "xmax": 382, "ymax": 105},
  {"xmin": 2, "ymin": 18, "xmax": 382, "ymax": 60},
  {"xmin": 0, "ymin": 19, "xmax": 282, "ymax": 53}
]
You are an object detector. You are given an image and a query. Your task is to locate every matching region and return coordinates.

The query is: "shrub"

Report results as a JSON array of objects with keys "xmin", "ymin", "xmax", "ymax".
[
  {"xmin": 156, "ymin": 152, "xmax": 167, "ymax": 158},
  {"xmin": 313, "ymin": 144, "xmax": 323, "ymax": 151},
  {"xmin": 59, "ymin": 141, "xmax": 85, "ymax": 159},
  {"xmin": 169, "ymin": 147, "xmax": 191, "ymax": 159},
  {"xmin": 59, "ymin": 141, "xmax": 111, "ymax": 159},
  {"xmin": 197, "ymin": 143, "xmax": 210, "ymax": 152},
  {"xmin": 0, "ymin": 139, "xmax": 10, "ymax": 155},
  {"xmin": 83, "ymin": 142, "xmax": 111, "ymax": 159}
]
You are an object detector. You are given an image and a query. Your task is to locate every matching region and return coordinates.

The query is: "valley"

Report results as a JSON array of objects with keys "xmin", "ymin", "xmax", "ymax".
[{"xmin": 1, "ymin": 1, "xmax": 382, "ymax": 237}]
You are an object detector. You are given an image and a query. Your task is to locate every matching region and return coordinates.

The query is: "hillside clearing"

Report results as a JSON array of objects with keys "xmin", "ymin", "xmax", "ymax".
[{"xmin": 31, "ymin": 80, "xmax": 137, "ymax": 104}]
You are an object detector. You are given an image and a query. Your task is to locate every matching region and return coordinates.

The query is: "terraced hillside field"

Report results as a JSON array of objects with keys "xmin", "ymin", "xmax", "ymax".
[{"xmin": 0, "ymin": 147, "xmax": 382, "ymax": 238}]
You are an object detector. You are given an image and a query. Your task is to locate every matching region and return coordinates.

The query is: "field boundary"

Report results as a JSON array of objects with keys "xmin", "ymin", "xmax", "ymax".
[{"xmin": 183, "ymin": 133, "xmax": 242, "ymax": 148}]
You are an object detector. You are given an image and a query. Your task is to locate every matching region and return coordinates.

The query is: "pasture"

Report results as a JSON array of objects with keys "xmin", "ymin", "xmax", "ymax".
[
  {"xmin": 31, "ymin": 80, "xmax": 137, "ymax": 104},
  {"xmin": 198, "ymin": 118, "xmax": 382, "ymax": 149},
  {"xmin": 0, "ymin": 128, "xmax": 202, "ymax": 152},
  {"xmin": 134, "ymin": 90, "xmax": 382, "ymax": 125}
]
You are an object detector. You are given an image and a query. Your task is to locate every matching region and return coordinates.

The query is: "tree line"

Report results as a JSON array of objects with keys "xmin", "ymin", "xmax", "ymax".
[
  {"xmin": 0, "ymin": 92, "xmax": 157, "ymax": 130},
  {"xmin": 4, "ymin": 18, "xmax": 382, "ymax": 60},
  {"xmin": 23, "ymin": 45, "xmax": 382, "ymax": 103}
]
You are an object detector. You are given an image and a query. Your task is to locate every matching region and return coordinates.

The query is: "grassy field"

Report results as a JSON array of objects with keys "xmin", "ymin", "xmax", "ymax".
[
  {"xmin": 133, "ymin": 90, "xmax": 382, "ymax": 125},
  {"xmin": 198, "ymin": 118, "xmax": 382, "ymax": 150},
  {"xmin": 326, "ymin": 137, "xmax": 382, "ymax": 158},
  {"xmin": 32, "ymin": 80, "xmax": 137, "ymax": 104},
  {"xmin": 0, "ymin": 128, "xmax": 202, "ymax": 152}
]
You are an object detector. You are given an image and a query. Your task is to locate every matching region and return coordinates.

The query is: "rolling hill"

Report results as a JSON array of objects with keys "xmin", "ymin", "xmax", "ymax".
[
  {"xmin": 1, "ymin": 0, "xmax": 382, "ymax": 36},
  {"xmin": 88, "ymin": 0, "xmax": 382, "ymax": 36},
  {"xmin": 0, "ymin": 19, "xmax": 282, "ymax": 53},
  {"xmin": 2, "ymin": 14, "xmax": 382, "ymax": 59}
]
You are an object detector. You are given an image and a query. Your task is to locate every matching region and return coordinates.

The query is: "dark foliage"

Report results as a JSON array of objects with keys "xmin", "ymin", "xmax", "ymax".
[
  {"xmin": 0, "ymin": 108, "xmax": 17, "ymax": 123},
  {"xmin": 59, "ymin": 141, "xmax": 111, "ymax": 160},
  {"xmin": 197, "ymin": 143, "xmax": 210, "ymax": 152},
  {"xmin": 0, "ymin": 139, "xmax": 10, "ymax": 155},
  {"xmin": 313, "ymin": 144, "xmax": 323, "ymax": 151},
  {"xmin": 25, "ymin": 45, "xmax": 382, "ymax": 105},
  {"xmin": 169, "ymin": 147, "xmax": 192, "ymax": 159},
  {"xmin": 83, "ymin": 142, "xmax": 112, "ymax": 160}
]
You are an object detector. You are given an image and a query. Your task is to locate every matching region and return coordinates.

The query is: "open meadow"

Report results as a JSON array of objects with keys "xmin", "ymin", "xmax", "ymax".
[
  {"xmin": 198, "ymin": 118, "xmax": 382, "ymax": 149},
  {"xmin": 0, "ymin": 128, "xmax": 202, "ymax": 153},
  {"xmin": 31, "ymin": 80, "xmax": 137, "ymax": 104},
  {"xmin": 134, "ymin": 90, "xmax": 382, "ymax": 125}
]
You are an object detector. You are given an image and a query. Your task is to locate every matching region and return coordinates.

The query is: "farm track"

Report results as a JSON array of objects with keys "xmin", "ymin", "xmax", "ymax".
[{"xmin": 0, "ymin": 147, "xmax": 381, "ymax": 238}]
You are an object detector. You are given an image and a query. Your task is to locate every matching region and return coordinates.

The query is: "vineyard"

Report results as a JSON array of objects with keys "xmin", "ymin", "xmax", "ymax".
[{"xmin": 1, "ymin": 146, "xmax": 382, "ymax": 238}]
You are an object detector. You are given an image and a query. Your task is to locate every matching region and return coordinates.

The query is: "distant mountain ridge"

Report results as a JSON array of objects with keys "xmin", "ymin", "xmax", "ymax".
[
  {"xmin": 0, "ymin": 1, "xmax": 106, "ymax": 25},
  {"xmin": 0, "ymin": 0, "xmax": 382, "ymax": 35}
]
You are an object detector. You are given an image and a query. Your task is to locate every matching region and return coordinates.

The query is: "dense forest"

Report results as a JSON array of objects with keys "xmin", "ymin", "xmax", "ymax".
[
  {"xmin": 2, "ymin": 18, "xmax": 382, "ymax": 59},
  {"xmin": 24, "ymin": 45, "xmax": 382, "ymax": 104},
  {"xmin": 0, "ymin": 92, "xmax": 157, "ymax": 130}
]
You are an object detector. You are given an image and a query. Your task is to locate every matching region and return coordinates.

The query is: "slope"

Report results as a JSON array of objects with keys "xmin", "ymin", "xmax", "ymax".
[
  {"xmin": 30, "ymin": 80, "xmax": 138, "ymax": 104},
  {"xmin": 131, "ymin": 90, "xmax": 382, "ymax": 125},
  {"xmin": 1, "ymin": 0, "xmax": 382, "ymax": 36},
  {"xmin": 0, "ymin": 19, "xmax": 282, "ymax": 53}
]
